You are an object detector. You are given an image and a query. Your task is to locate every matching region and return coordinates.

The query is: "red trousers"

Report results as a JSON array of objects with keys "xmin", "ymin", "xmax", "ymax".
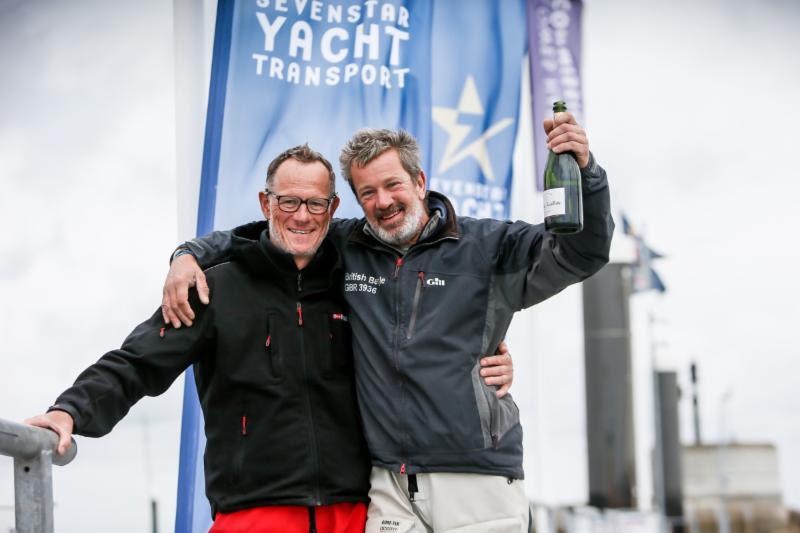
[{"xmin": 210, "ymin": 502, "xmax": 367, "ymax": 533}]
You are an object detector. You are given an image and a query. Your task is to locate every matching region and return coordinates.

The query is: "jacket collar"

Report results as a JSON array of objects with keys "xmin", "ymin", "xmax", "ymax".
[
  {"xmin": 232, "ymin": 225, "xmax": 341, "ymax": 293},
  {"xmin": 347, "ymin": 190, "xmax": 460, "ymax": 251}
]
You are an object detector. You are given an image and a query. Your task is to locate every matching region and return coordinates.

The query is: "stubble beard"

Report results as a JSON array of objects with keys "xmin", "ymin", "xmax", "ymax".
[{"xmin": 268, "ymin": 214, "xmax": 330, "ymax": 259}]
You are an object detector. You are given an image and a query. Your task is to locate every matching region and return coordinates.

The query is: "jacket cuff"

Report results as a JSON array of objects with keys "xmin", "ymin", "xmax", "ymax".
[
  {"xmin": 580, "ymin": 152, "xmax": 607, "ymax": 193},
  {"xmin": 47, "ymin": 403, "xmax": 81, "ymax": 430},
  {"xmin": 169, "ymin": 246, "xmax": 194, "ymax": 265}
]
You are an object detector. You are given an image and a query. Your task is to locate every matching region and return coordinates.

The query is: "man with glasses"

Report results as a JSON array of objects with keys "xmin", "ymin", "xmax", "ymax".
[
  {"xmin": 26, "ymin": 144, "xmax": 510, "ymax": 533},
  {"xmin": 26, "ymin": 145, "xmax": 369, "ymax": 532}
]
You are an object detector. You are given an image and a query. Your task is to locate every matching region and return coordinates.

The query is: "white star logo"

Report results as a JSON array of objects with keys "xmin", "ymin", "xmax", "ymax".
[{"xmin": 432, "ymin": 76, "xmax": 515, "ymax": 182}]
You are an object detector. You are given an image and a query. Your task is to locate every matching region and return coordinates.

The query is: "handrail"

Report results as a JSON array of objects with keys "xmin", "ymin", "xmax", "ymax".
[
  {"xmin": 0, "ymin": 417, "xmax": 78, "ymax": 533},
  {"xmin": 0, "ymin": 418, "xmax": 77, "ymax": 466}
]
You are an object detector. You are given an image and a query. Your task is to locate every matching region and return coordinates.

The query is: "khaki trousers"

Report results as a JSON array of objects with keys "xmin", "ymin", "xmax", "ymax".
[{"xmin": 365, "ymin": 467, "xmax": 529, "ymax": 533}]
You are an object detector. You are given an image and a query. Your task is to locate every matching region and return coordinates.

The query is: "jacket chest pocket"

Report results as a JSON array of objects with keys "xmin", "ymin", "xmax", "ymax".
[
  {"xmin": 221, "ymin": 310, "xmax": 285, "ymax": 386},
  {"xmin": 401, "ymin": 269, "xmax": 487, "ymax": 346},
  {"xmin": 323, "ymin": 311, "xmax": 353, "ymax": 378},
  {"xmin": 259, "ymin": 313, "xmax": 284, "ymax": 382}
]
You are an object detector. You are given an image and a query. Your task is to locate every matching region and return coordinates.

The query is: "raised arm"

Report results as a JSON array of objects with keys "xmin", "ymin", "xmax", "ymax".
[{"xmin": 492, "ymin": 113, "xmax": 613, "ymax": 310}]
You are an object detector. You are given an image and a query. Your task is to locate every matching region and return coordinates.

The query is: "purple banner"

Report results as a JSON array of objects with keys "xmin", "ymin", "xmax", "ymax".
[{"xmin": 527, "ymin": 0, "xmax": 584, "ymax": 190}]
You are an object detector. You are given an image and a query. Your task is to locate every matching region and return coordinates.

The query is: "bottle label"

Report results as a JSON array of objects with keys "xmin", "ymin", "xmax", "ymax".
[{"xmin": 544, "ymin": 188, "xmax": 566, "ymax": 217}]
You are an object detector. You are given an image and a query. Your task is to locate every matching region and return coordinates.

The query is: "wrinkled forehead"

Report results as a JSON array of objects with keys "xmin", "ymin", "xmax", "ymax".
[
  {"xmin": 351, "ymin": 149, "xmax": 417, "ymax": 186},
  {"xmin": 272, "ymin": 159, "xmax": 333, "ymax": 197}
]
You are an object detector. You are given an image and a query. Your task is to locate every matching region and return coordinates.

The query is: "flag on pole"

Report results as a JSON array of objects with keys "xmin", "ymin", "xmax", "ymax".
[{"xmin": 622, "ymin": 213, "xmax": 667, "ymax": 293}]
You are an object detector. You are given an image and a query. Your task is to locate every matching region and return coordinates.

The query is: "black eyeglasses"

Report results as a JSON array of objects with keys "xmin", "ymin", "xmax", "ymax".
[{"xmin": 265, "ymin": 190, "xmax": 335, "ymax": 215}]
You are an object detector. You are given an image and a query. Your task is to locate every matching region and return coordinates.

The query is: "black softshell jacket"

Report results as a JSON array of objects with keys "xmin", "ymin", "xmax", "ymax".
[{"xmin": 51, "ymin": 231, "xmax": 370, "ymax": 515}]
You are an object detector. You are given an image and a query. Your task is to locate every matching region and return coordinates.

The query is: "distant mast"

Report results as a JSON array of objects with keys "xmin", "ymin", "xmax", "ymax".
[{"xmin": 691, "ymin": 361, "xmax": 702, "ymax": 445}]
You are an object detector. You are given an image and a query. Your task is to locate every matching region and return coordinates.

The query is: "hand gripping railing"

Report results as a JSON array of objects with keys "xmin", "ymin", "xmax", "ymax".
[{"xmin": 0, "ymin": 418, "xmax": 77, "ymax": 533}]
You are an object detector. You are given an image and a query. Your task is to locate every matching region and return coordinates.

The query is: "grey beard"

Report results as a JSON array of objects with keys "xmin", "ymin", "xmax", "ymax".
[{"xmin": 369, "ymin": 199, "xmax": 425, "ymax": 247}]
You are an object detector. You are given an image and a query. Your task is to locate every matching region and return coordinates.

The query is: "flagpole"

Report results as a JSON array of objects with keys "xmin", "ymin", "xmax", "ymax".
[{"xmin": 649, "ymin": 311, "xmax": 668, "ymax": 533}]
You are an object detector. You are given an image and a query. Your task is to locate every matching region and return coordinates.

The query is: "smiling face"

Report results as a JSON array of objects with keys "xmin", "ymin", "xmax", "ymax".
[
  {"xmin": 258, "ymin": 158, "xmax": 339, "ymax": 269},
  {"xmin": 350, "ymin": 149, "xmax": 429, "ymax": 247}
]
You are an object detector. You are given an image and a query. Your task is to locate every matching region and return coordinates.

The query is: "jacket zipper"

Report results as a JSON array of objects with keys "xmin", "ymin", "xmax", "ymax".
[
  {"xmin": 393, "ymin": 257, "xmax": 404, "ymax": 279},
  {"xmin": 234, "ymin": 402, "xmax": 248, "ymax": 485},
  {"xmin": 265, "ymin": 333, "xmax": 279, "ymax": 377},
  {"xmin": 308, "ymin": 507, "xmax": 317, "ymax": 533},
  {"xmin": 391, "ymin": 255, "xmax": 409, "ymax": 471},
  {"xmin": 296, "ymin": 287, "xmax": 321, "ymax": 505},
  {"xmin": 406, "ymin": 271, "xmax": 424, "ymax": 339},
  {"xmin": 354, "ymin": 219, "xmax": 459, "ymax": 473}
]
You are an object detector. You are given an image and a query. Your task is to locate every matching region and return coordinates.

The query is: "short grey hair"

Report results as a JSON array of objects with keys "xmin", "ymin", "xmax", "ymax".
[
  {"xmin": 339, "ymin": 129, "xmax": 422, "ymax": 195},
  {"xmin": 266, "ymin": 144, "xmax": 336, "ymax": 195}
]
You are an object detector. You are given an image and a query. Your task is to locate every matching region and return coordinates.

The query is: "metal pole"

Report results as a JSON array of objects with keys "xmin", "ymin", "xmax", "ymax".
[
  {"xmin": 14, "ymin": 451, "xmax": 54, "ymax": 533},
  {"xmin": 0, "ymin": 418, "xmax": 77, "ymax": 533},
  {"xmin": 716, "ymin": 391, "xmax": 732, "ymax": 533},
  {"xmin": 151, "ymin": 498, "xmax": 159, "ymax": 533},
  {"xmin": 691, "ymin": 362, "xmax": 701, "ymax": 445},
  {"xmin": 0, "ymin": 418, "xmax": 76, "ymax": 466},
  {"xmin": 649, "ymin": 313, "xmax": 667, "ymax": 533}
]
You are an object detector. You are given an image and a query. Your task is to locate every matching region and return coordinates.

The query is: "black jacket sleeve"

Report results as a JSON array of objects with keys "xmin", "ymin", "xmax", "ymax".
[
  {"xmin": 51, "ymin": 292, "xmax": 213, "ymax": 437},
  {"xmin": 181, "ymin": 221, "xmax": 267, "ymax": 269}
]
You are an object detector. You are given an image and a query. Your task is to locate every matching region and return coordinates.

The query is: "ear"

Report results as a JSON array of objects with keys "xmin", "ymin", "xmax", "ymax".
[
  {"xmin": 258, "ymin": 191, "xmax": 271, "ymax": 220},
  {"xmin": 415, "ymin": 170, "xmax": 427, "ymax": 199},
  {"xmin": 329, "ymin": 195, "xmax": 341, "ymax": 217}
]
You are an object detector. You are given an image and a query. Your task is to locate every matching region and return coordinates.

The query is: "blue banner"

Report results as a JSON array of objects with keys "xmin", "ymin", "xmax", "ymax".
[
  {"xmin": 205, "ymin": 0, "xmax": 433, "ymax": 230},
  {"xmin": 177, "ymin": 1, "xmax": 527, "ymax": 530},
  {"xmin": 429, "ymin": 1, "xmax": 527, "ymax": 219}
]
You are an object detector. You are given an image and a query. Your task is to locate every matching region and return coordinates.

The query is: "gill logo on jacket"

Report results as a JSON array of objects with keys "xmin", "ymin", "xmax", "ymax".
[{"xmin": 426, "ymin": 277, "xmax": 446, "ymax": 287}]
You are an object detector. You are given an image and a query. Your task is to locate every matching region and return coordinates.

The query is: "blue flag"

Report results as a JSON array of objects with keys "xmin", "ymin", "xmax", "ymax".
[
  {"xmin": 622, "ymin": 213, "xmax": 667, "ymax": 293},
  {"xmin": 176, "ymin": 1, "xmax": 527, "ymax": 530},
  {"xmin": 429, "ymin": 0, "xmax": 527, "ymax": 219}
]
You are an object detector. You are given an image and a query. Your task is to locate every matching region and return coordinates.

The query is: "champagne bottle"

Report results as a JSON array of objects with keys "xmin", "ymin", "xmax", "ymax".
[{"xmin": 543, "ymin": 101, "xmax": 583, "ymax": 234}]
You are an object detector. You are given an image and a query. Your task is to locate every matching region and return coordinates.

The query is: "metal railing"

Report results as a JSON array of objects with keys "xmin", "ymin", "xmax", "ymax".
[{"xmin": 0, "ymin": 418, "xmax": 77, "ymax": 533}]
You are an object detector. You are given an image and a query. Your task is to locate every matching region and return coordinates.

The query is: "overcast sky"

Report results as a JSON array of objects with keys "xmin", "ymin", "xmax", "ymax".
[
  {"xmin": 1, "ymin": 0, "xmax": 798, "ymax": 531},
  {"xmin": 0, "ymin": 1, "xmax": 181, "ymax": 530},
  {"xmin": 583, "ymin": 0, "xmax": 800, "ymax": 510}
]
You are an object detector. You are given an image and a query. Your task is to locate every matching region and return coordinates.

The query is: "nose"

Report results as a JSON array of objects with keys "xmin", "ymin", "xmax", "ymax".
[
  {"xmin": 375, "ymin": 188, "xmax": 393, "ymax": 208},
  {"xmin": 292, "ymin": 203, "xmax": 312, "ymax": 222}
]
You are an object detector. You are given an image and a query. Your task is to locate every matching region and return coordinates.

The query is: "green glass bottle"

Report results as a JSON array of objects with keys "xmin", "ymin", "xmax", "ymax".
[{"xmin": 543, "ymin": 101, "xmax": 583, "ymax": 234}]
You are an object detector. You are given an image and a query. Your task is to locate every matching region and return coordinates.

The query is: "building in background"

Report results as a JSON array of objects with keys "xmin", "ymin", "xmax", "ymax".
[{"xmin": 682, "ymin": 443, "xmax": 794, "ymax": 533}]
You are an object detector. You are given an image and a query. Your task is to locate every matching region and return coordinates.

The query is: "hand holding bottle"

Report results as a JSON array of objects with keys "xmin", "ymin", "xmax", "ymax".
[
  {"xmin": 543, "ymin": 102, "xmax": 584, "ymax": 234},
  {"xmin": 543, "ymin": 110, "xmax": 590, "ymax": 169}
]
